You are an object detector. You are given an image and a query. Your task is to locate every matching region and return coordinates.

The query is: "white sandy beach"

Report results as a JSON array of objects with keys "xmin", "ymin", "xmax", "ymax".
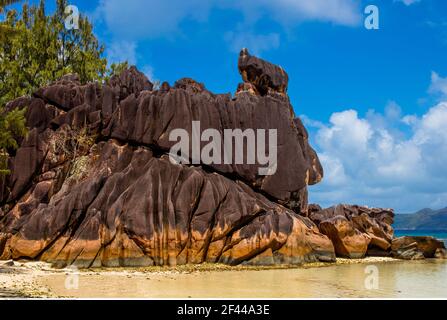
[{"xmin": 1, "ymin": 257, "xmax": 446, "ymax": 299}]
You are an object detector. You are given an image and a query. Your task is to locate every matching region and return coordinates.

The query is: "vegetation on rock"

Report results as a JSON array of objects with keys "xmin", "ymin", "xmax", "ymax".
[{"xmin": 0, "ymin": 0, "xmax": 129, "ymax": 174}]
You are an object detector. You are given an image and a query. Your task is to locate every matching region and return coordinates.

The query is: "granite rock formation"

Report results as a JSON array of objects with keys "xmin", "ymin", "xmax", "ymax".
[
  {"xmin": 99, "ymin": 49, "xmax": 323, "ymax": 213},
  {"xmin": 0, "ymin": 140, "xmax": 335, "ymax": 267},
  {"xmin": 1, "ymin": 50, "xmax": 443, "ymax": 268},
  {"xmin": 391, "ymin": 236, "xmax": 446, "ymax": 260},
  {"xmin": 308, "ymin": 204, "xmax": 395, "ymax": 258},
  {"xmin": 435, "ymin": 248, "xmax": 447, "ymax": 259},
  {"xmin": 0, "ymin": 50, "xmax": 335, "ymax": 268}
]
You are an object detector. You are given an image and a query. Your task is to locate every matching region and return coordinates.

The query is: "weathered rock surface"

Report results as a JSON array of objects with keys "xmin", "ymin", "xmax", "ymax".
[
  {"xmin": 319, "ymin": 216, "xmax": 370, "ymax": 259},
  {"xmin": 309, "ymin": 204, "xmax": 395, "ymax": 258},
  {"xmin": 238, "ymin": 48, "xmax": 288, "ymax": 96},
  {"xmin": 1, "ymin": 50, "xmax": 443, "ymax": 268},
  {"xmin": 0, "ymin": 51, "xmax": 334, "ymax": 267},
  {"xmin": 391, "ymin": 242, "xmax": 425, "ymax": 260},
  {"xmin": 100, "ymin": 51, "xmax": 323, "ymax": 213},
  {"xmin": 391, "ymin": 236, "xmax": 446, "ymax": 260},
  {"xmin": 0, "ymin": 140, "xmax": 335, "ymax": 267},
  {"xmin": 435, "ymin": 248, "xmax": 447, "ymax": 259}
]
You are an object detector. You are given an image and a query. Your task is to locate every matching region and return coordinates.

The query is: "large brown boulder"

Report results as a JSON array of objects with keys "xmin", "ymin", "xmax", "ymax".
[
  {"xmin": 391, "ymin": 236, "xmax": 446, "ymax": 259},
  {"xmin": 33, "ymin": 74, "xmax": 85, "ymax": 111},
  {"xmin": 238, "ymin": 48, "xmax": 289, "ymax": 96},
  {"xmin": 0, "ymin": 140, "xmax": 335, "ymax": 267},
  {"xmin": 309, "ymin": 204, "xmax": 395, "ymax": 258},
  {"xmin": 1, "ymin": 68, "xmax": 152, "ymax": 206},
  {"xmin": 435, "ymin": 248, "xmax": 447, "ymax": 259},
  {"xmin": 319, "ymin": 216, "xmax": 370, "ymax": 258},
  {"xmin": 101, "ymin": 50, "xmax": 323, "ymax": 213},
  {"xmin": 391, "ymin": 241, "xmax": 425, "ymax": 260},
  {"xmin": 0, "ymin": 52, "xmax": 335, "ymax": 267},
  {"xmin": 109, "ymin": 65, "xmax": 153, "ymax": 100}
]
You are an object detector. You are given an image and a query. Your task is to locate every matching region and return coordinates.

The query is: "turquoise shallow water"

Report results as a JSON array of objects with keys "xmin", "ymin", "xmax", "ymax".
[{"xmin": 394, "ymin": 230, "xmax": 447, "ymax": 245}]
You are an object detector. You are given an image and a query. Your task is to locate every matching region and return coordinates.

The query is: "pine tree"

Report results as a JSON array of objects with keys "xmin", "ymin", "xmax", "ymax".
[
  {"xmin": 0, "ymin": 0, "xmax": 109, "ymax": 174},
  {"xmin": 0, "ymin": 0, "xmax": 107, "ymax": 105},
  {"xmin": 0, "ymin": 0, "xmax": 20, "ymax": 41}
]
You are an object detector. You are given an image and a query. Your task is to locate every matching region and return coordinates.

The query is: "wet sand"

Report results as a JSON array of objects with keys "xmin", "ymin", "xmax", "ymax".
[
  {"xmin": 0, "ymin": 261, "xmax": 55, "ymax": 298},
  {"xmin": 1, "ymin": 258, "xmax": 447, "ymax": 299}
]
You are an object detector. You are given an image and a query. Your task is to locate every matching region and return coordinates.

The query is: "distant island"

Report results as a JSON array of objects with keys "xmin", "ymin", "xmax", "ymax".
[{"xmin": 394, "ymin": 208, "xmax": 447, "ymax": 231}]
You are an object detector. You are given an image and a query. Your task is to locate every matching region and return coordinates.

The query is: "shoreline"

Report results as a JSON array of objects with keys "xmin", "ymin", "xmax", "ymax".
[
  {"xmin": 81, "ymin": 256, "xmax": 399, "ymax": 274},
  {"xmin": 0, "ymin": 257, "xmax": 400, "ymax": 299}
]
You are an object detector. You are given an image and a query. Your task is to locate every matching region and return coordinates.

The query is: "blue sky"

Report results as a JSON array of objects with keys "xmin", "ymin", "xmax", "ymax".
[{"xmin": 5, "ymin": 0, "xmax": 447, "ymax": 212}]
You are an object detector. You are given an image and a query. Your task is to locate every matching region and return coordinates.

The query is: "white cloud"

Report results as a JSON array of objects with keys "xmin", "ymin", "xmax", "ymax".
[
  {"xmin": 142, "ymin": 65, "xmax": 156, "ymax": 82},
  {"xmin": 95, "ymin": 0, "xmax": 361, "ymax": 43},
  {"xmin": 307, "ymin": 101, "xmax": 447, "ymax": 212},
  {"xmin": 107, "ymin": 40, "xmax": 138, "ymax": 65},
  {"xmin": 224, "ymin": 0, "xmax": 361, "ymax": 27},
  {"xmin": 394, "ymin": 0, "xmax": 421, "ymax": 5},
  {"xmin": 301, "ymin": 115, "xmax": 325, "ymax": 129},
  {"xmin": 94, "ymin": 0, "xmax": 361, "ymax": 60},
  {"xmin": 318, "ymin": 110, "xmax": 372, "ymax": 154},
  {"xmin": 429, "ymin": 71, "xmax": 447, "ymax": 98},
  {"xmin": 96, "ymin": 0, "xmax": 210, "ymax": 39}
]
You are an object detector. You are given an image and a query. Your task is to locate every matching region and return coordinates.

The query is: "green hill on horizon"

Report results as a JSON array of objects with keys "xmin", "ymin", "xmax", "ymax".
[{"xmin": 394, "ymin": 207, "xmax": 447, "ymax": 231}]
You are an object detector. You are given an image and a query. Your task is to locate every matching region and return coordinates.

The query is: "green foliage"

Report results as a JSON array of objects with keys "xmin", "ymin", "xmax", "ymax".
[
  {"xmin": 0, "ymin": 107, "xmax": 26, "ymax": 150},
  {"xmin": 0, "ymin": 0, "xmax": 111, "ymax": 175},
  {"xmin": 0, "ymin": 107, "xmax": 27, "ymax": 174},
  {"xmin": 0, "ymin": 0, "xmax": 107, "ymax": 105},
  {"xmin": 0, "ymin": 0, "xmax": 20, "ymax": 40},
  {"xmin": 107, "ymin": 61, "xmax": 129, "ymax": 79},
  {"xmin": 0, "ymin": 0, "xmax": 20, "ymax": 10}
]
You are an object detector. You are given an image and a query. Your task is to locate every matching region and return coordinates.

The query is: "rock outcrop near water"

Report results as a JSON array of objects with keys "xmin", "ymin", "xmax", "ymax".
[
  {"xmin": 391, "ymin": 236, "xmax": 446, "ymax": 260},
  {"xmin": 308, "ymin": 204, "xmax": 395, "ymax": 259},
  {"xmin": 0, "ymin": 50, "xmax": 335, "ymax": 268},
  {"xmin": 0, "ymin": 50, "xmax": 443, "ymax": 268}
]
